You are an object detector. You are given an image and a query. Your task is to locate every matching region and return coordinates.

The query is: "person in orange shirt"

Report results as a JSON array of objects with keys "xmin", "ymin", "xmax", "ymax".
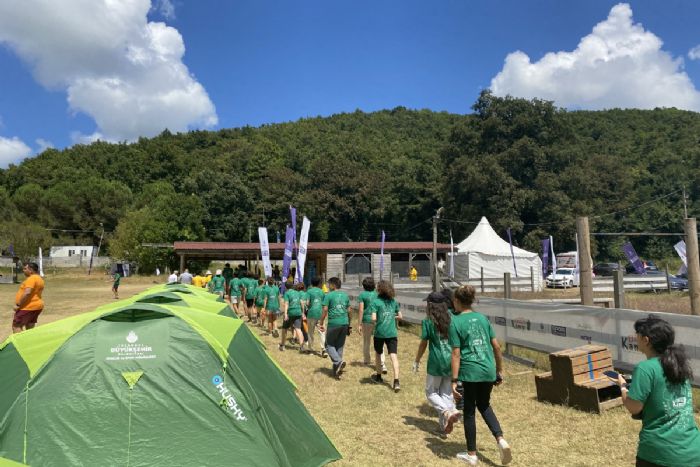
[{"xmin": 12, "ymin": 262, "xmax": 45, "ymax": 333}]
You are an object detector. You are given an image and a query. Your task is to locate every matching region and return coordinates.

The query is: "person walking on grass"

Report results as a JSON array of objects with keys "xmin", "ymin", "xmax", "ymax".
[
  {"xmin": 244, "ymin": 272, "xmax": 258, "ymax": 323},
  {"xmin": 617, "ymin": 315, "xmax": 700, "ymax": 467},
  {"xmin": 280, "ymin": 282, "xmax": 306, "ymax": 352},
  {"xmin": 210, "ymin": 270, "xmax": 226, "ymax": 299},
  {"xmin": 319, "ymin": 277, "xmax": 350, "ymax": 378},
  {"xmin": 305, "ymin": 277, "xmax": 327, "ymax": 357},
  {"xmin": 229, "ymin": 274, "xmax": 242, "ymax": 317},
  {"xmin": 254, "ymin": 279, "xmax": 268, "ymax": 328},
  {"xmin": 179, "ymin": 268, "xmax": 193, "ymax": 285},
  {"xmin": 449, "ymin": 285, "xmax": 510, "ymax": 466},
  {"xmin": 358, "ymin": 277, "xmax": 386, "ymax": 373},
  {"xmin": 12, "ymin": 262, "xmax": 45, "ymax": 334},
  {"xmin": 262, "ymin": 278, "xmax": 281, "ymax": 338},
  {"xmin": 414, "ymin": 291, "xmax": 460, "ymax": 435},
  {"xmin": 111, "ymin": 270, "xmax": 121, "ymax": 299},
  {"xmin": 369, "ymin": 280, "xmax": 402, "ymax": 392}
]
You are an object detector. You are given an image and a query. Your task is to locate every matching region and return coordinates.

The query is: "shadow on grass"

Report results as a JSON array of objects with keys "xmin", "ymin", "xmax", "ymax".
[
  {"xmin": 403, "ymin": 415, "xmax": 439, "ymax": 435},
  {"xmin": 358, "ymin": 376, "xmax": 391, "ymax": 387},
  {"xmin": 313, "ymin": 367, "xmax": 336, "ymax": 378},
  {"xmin": 417, "ymin": 403, "xmax": 435, "ymax": 417},
  {"xmin": 423, "ymin": 436, "xmax": 499, "ymax": 466}
]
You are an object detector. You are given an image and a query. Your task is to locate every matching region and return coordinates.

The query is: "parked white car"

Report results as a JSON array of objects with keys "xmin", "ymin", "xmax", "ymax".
[{"xmin": 546, "ymin": 268, "xmax": 577, "ymax": 288}]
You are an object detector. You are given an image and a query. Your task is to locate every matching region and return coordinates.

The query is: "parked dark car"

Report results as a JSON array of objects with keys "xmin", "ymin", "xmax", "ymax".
[
  {"xmin": 626, "ymin": 268, "xmax": 688, "ymax": 291},
  {"xmin": 593, "ymin": 263, "xmax": 621, "ymax": 276},
  {"xmin": 625, "ymin": 261, "xmax": 659, "ymax": 274}
]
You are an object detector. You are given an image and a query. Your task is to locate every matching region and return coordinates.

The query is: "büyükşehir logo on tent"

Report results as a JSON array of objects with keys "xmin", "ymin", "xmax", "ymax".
[{"xmin": 126, "ymin": 331, "xmax": 138, "ymax": 344}]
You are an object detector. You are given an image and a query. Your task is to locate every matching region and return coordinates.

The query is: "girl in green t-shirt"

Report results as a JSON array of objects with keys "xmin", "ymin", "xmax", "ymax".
[
  {"xmin": 357, "ymin": 276, "xmax": 386, "ymax": 371},
  {"xmin": 369, "ymin": 280, "xmax": 402, "ymax": 392},
  {"xmin": 618, "ymin": 315, "xmax": 700, "ymax": 467},
  {"xmin": 449, "ymin": 285, "xmax": 511, "ymax": 466},
  {"xmin": 413, "ymin": 291, "xmax": 460, "ymax": 435}
]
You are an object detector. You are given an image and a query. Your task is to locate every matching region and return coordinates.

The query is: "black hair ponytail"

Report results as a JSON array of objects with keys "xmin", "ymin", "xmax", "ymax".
[{"xmin": 635, "ymin": 315, "xmax": 693, "ymax": 385}]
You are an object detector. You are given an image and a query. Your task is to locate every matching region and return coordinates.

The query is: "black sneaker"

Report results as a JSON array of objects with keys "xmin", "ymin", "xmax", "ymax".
[
  {"xmin": 321, "ymin": 349, "xmax": 328, "ymax": 358},
  {"xmin": 278, "ymin": 344, "xmax": 284, "ymax": 352},
  {"xmin": 370, "ymin": 373, "xmax": 383, "ymax": 384},
  {"xmin": 272, "ymin": 329, "xmax": 279, "ymax": 338},
  {"xmin": 393, "ymin": 379, "xmax": 401, "ymax": 393}
]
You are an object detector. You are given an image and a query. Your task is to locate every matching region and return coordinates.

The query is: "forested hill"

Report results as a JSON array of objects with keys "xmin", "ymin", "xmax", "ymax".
[{"xmin": 1, "ymin": 91, "xmax": 699, "ymax": 270}]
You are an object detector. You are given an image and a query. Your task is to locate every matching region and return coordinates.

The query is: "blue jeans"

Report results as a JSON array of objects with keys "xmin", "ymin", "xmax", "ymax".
[{"xmin": 325, "ymin": 325, "xmax": 348, "ymax": 366}]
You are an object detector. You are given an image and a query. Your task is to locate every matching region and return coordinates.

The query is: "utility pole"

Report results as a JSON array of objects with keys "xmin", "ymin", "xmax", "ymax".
[
  {"xmin": 88, "ymin": 223, "xmax": 104, "ymax": 276},
  {"xmin": 432, "ymin": 207, "xmax": 444, "ymax": 292},
  {"xmin": 683, "ymin": 187, "xmax": 689, "ymax": 219},
  {"xmin": 576, "ymin": 216, "xmax": 593, "ymax": 306},
  {"xmin": 685, "ymin": 218, "xmax": 700, "ymax": 315}
]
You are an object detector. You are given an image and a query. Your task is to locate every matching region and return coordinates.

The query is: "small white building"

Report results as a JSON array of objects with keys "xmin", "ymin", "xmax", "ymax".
[{"xmin": 50, "ymin": 246, "xmax": 95, "ymax": 258}]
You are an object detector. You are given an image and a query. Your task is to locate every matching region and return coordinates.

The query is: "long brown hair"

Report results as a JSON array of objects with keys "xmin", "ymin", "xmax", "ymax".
[
  {"xmin": 427, "ymin": 302, "xmax": 451, "ymax": 338},
  {"xmin": 376, "ymin": 280, "xmax": 395, "ymax": 300}
]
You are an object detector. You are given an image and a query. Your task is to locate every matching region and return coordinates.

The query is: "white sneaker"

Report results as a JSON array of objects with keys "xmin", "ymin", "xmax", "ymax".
[
  {"xmin": 456, "ymin": 452, "xmax": 478, "ymax": 465},
  {"xmin": 497, "ymin": 438, "xmax": 512, "ymax": 465}
]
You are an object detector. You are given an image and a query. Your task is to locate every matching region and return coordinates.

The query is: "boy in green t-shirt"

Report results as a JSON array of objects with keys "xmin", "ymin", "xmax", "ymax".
[
  {"xmin": 111, "ymin": 272, "xmax": 121, "ymax": 299},
  {"xmin": 254, "ymin": 279, "xmax": 268, "ymax": 328},
  {"xmin": 305, "ymin": 277, "xmax": 326, "ymax": 356},
  {"xmin": 210, "ymin": 270, "xmax": 226, "ymax": 298},
  {"xmin": 319, "ymin": 277, "xmax": 350, "ymax": 378},
  {"xmin": 262, "ymin": 278, "xmax": 281, "ymax": 338},
  {"xmin": 369, "ymin": 280, "xmax": 402, "ymax": 392},
  {"xmin": 280, "ymin": 282, "xmax": 306, "ymax": 352},
  {"xmin": 228, "ymin": 276, "xmax": 242, "ymax": 317}
]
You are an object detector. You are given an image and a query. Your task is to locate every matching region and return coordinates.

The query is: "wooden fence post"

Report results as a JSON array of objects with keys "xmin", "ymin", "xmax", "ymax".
[
  {"xmin": 613, "ymin": 269, "xmax": 625, "ymax": 309},
  {"xmin": 480, "ymin": 267, "xmax": 485, "ymax": 294},
  {"xmin": 530, "ymin": 266, "xmax": 535, "ymax": 292},
  {"xmin": 504, "ymin": 272, "xmax": 512, "ymax": 299}
]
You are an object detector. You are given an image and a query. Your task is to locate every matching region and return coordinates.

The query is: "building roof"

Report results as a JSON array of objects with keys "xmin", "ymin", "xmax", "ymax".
[{"xmin": 174, "ymin": 241, "xmax": 451, "ymax": 259}]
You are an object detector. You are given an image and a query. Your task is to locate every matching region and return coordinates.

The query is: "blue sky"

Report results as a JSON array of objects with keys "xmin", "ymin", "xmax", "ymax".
[{"xmin": 2, "ymin": 0, "xmax": 700, "ymax": 166}]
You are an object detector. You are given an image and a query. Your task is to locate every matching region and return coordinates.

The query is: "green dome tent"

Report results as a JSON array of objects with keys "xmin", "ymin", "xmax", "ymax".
[{"xmin": 0, "ymin": 301, "xmax": 340, "ymax": 466}]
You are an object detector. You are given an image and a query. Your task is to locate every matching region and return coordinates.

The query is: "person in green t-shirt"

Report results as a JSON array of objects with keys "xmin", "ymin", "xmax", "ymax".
[
  {"xmin": 369, "ymin": 280, "xmax": 402, "ymax": 392},
  {"xmin": 413, "ymin": 291, "xmax": 460, "ymax": 435},
  {"xmin": 210, "ymin": 270, "xmax": 226, "ymax": 299},
  {"xmin": 358, "ymin": 277, "xmax": 385, "ymax": 371},
  {"xmin": 222, "ymin": 263, "xmax": 234, "ymax": 296},
  {"xmin": 254, "ymin": 279, "xmax": 268, "ymax": 328},
  {"xmin": 449, "ymin": 285, "xmax": 510, "ymax": 467},
  {"xmin": 262, "ymin": 278, "xmax": 281, "ymax": 338},
  {"xmin": 244, "ymin": 272, "xmax": 258, "ymax": 321},
  {"xmin": 228, "ymin": 276, "xmax": 242, "ymax": 317},
  {"xmin": 305, "ymin": 277, "xmax": 326, "ymax": 356},
  {"xmin": 617, "ymin": 315, "xmax": 700, "ymax": 467},
  {"xmin": 319, "ymin": 277, "xmax": 350, "ymax": 378},
  {"xmin": 280, "ymin": 282, "xmax": 306, "ymax": 352},
  {"xmin": 111, "ymin": 272, "xmax": 121, "ymax": 299}
]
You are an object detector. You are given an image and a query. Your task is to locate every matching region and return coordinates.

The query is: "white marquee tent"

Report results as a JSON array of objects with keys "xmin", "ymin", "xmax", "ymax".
[{"xmin": 450, "ymin": 216, "xmax": 543, "ymax": 290}]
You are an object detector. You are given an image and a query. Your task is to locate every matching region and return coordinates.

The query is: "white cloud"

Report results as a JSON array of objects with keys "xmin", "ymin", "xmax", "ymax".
[
  {"xmin": 0, "ymin": 136, "xmax": 32, "ymax": 168},
  {"xmin": 153, "ymin": 0, "xmax": 176, "ymax": 20},
  {"xmin": 689, "ymin": 45, "xmax": 700, "ymax": 61},
  {"xmin": 0, "ymin": 0, "xmax": 217, "ymax": 142},
  {"xmin": 36, "ymin": 138, "xmax": 54, "ymax": 152},
  {"xmin": 490, "ymin": 3, "xmax": 700, "ymax": 111}
]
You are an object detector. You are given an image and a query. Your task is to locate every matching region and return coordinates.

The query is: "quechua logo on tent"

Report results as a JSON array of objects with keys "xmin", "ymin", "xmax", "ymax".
[{"xmin": 212, "ymin": 375, "xmax": 247, "ymax": 421}]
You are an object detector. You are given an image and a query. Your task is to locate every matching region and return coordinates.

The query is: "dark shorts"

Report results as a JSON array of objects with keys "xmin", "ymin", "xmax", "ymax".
[
  {"xmin": 246, "ymin": 298, "xmax": 254, "ymax": 307},
  {"xmin": 374, "ymin": 336, "xmax": 398, "ymax": 354},
  {"xmin": 112, "ymin": 284, "xmax": 119, "ymax": 291},
  {"xmin": 13, "ymin": 309, "xmax": 42, "ymax": 327},
  {"xmin": 283, "ymin": 316, "xmax": 302, "ymax": 330}
]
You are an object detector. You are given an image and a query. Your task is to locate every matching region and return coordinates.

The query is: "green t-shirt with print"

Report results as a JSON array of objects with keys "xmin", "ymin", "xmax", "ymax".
[
  {"xmin": 628, "ymin": 357, "xmax": 700, "ymax": 466},
  {"xmin": 306, "ymin": 287, "xmax": 325, "ymax": 320},
  {"xmin": 211, "ymin": 275, "xmax": 226, "ymax": 293},
  {"xmin": 254, "ymin": 285, "xmax": 268, "ymax": 306},
  {"xmin": 265, "ymin": 285, "xmax": 280, "ymax": 312},
  {"xmin": 283, "ymin": 289, "xmax": 303, "ymax": 318},
  {"xmin": 244, "ymin": 278, "xmax": 256, "ymax": 299},
  {"xmin": 448, "ymin": 311, "xmax": 496, "ymax": 383},
  {"xmin": 229, "ymin": 278, "xmax": 242, "ymax": 297},
  {"xmin": 222, "ymin": 267, "xmax": 234, "ymax": 282},
  {"xmin": 369, "ymin": 297, "xmax": 400, "ymax": 339},
  {"xmin": 421, "ymin": 319, "xmax": 452, "ymax": 377},
  {"xmin": 358, "ymin": 290, "xmax": 377, "ymax": 324},
  {"xmin": 322, "ymin": 290, "xmax": 350, "ymax": 327}
]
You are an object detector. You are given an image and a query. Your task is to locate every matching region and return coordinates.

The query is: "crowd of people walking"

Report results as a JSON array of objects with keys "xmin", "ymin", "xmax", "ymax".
[{"xmin": 169, "ymin": 267, "xmax": 700, "ymax": 467}]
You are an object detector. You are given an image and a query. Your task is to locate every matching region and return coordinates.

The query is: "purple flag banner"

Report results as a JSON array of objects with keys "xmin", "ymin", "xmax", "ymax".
[
  {"xmin": 542, "ymin": 238, "xmax": 550, "ymax": 277},
  {"xmin": 281, "ymin": 225, "xmax": 294, "ymax": 293},
  {"xmin": 290, "ymin": 206, "xmax": 300, "ymax": 282},
  {"xmin": 506, "ymin": 228, "xmax": 518, "ymax": 277},
  {"xmin": 379, "ymin": 230, "xmax": 385, "ymax": 280},
  {"xmin": 622, "ymin": 242, "xmax": 645, "ymax": 275}
]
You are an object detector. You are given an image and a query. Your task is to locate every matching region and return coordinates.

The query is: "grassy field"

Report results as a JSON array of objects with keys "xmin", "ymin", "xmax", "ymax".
[{"xmin": 1, "ymin": 273, "xmax": 698, "ymax": 466}]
